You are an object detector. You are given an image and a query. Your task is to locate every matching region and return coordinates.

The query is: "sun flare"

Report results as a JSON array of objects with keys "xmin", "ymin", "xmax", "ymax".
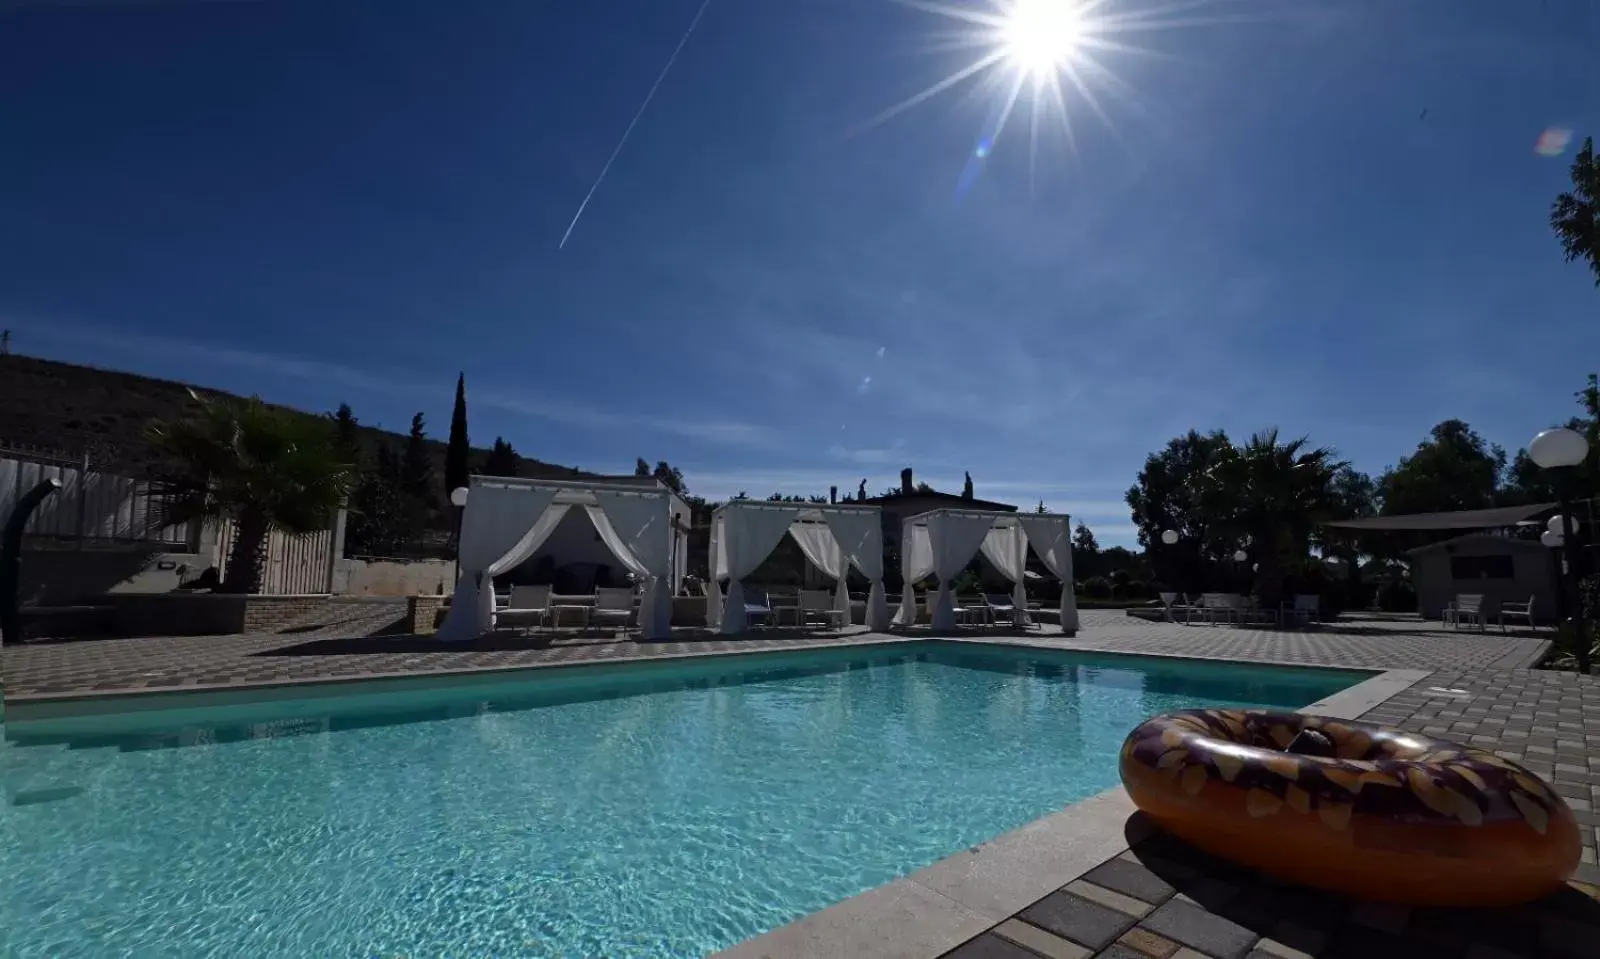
[
  {"xmin": 874, "ymin": 0, "xmax": 1250, "ymax": 182},
  {"xmin": 1000, "ymin": 0, "xmax": 1088, "ymax": 81}
]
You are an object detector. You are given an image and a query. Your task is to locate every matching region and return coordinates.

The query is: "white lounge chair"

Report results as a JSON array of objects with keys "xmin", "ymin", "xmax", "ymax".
[
  {"xmin": 1498, "ymin": 596, "xmax": 1537, "ymax": 633},
  {"xmin": 799, "ymin": 589, "xmax": 845, "ymax": 630},
  {"xmin": 496, "ymin": 585, "xmax": 551, "ymax": 632},
  {"xmin": 1282, "ymin": 594, "xmax": 1320, "ymax": 627},
  {"xmin": 592, "ymin": 587, "xmax": 636, "ymax": 632},
  {"xmin": 1444, "ymin": 594, "xmax": 1485, "ymax": 631}
]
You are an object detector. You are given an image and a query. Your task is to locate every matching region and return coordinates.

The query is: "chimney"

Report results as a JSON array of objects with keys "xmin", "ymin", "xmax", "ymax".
[
  {"xmin": 901, "ymin": 467, "xmax": 914, "ymax": 495},
  {"xmin": 829, "ymin": 485, "xmax": 837, "ymax": 504}
]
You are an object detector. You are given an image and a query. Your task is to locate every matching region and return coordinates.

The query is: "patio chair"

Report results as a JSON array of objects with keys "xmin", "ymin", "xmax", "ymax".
[
  {"xmin": 591, "ymin": 587, "xmax": 636, "ymax": 632},
  {"xmin": 743, "ymin": 588, "xmax": 775, "ymax": 628},
  {"xmin": 983, "ymin": 592, "xmax": 1028, "ymax": 627},
  {"xmin": 1193, "ymin": 593, "xmax": 1234, "ymax": 626},
  {"xmin": 1282, "ymin": 594, "xmax": 1320, "ymax": 627},
  {"xmin": 1444, "ymin": 594, "xmax": 1485, "ymax": 631},
  {"xmin": 799, "ymin": 589, "xmax": 845, "ymax": 630},
  {"xmin": 496, "ymin": 584, "xmax": 551, "ymax": 632},
  {"xmin": 1498, "ymin": 596, "xmax": 1537, "ymax": 633}
]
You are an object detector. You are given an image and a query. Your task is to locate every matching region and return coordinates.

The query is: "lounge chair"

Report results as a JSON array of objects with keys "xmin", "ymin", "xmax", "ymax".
[
  {"xmin": 1283, "ymin": 594, "xmax": 1319, "ymax": 627},
  {"xmin": 982, "ymin": 592, "xmax": 1029, "ymax": 627},
  {"xmin": 799, "ymin": 589, "xmax": 846, "ymax": 630},
  {"xmin": 591, "ymin": 587, "xmax": 636, "ymax": 632},
  {"xmin": 1498, "ymin": 596, "xmax": 1537, "ymax": 633},
  {"xmin": 743, "ymin": 588, "xmax": 775, "ymax": 628},
  {"xmin": 1444, "ymin": 594, "xmax": 1485, "ymax": 631},
  {"xmin": 496, "ymin": 585, "xmax": 551, "ymax": 632}
]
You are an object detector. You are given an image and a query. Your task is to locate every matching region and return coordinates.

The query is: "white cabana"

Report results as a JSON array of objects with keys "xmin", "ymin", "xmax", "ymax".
[
  {"xmin": 436, "ymin": 476, "xmax": 679, "ymax": 642},
  {"xmin": 706, "ymin": 501, "xmax": 891, "ymax": 634},
  {"xmin": 892, "ymin": 509, "xmax": 1078, "ymax": 632}
]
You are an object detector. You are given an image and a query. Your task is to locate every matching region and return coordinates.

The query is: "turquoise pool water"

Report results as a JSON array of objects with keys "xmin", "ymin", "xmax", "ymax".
[{"xmin": 0, "ymin": 642, "xmax": 1365, "ymax": 959}]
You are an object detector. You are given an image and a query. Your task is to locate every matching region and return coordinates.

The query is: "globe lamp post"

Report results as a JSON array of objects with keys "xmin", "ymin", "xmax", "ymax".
[{"xmin": 1530, "ymin": 427, "xmax": 1591, "ymax": 672}]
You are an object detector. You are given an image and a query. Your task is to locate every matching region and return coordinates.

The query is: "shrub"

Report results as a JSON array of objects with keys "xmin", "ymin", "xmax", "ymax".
[
  {"xmin": 1109, "ymin": 569, "xmax": 1131, "ymax": 588},
  {"xmin": 1377, "ymin": 581, "xmax": 1416, "ymax": 613},
  {"xmin": 1083, "ymin": 576, "xmax": 1113, "ymax": 599},
  {"xmin": 1124, "ymin": 579, "xmax": 1152, "ymax": 599}
]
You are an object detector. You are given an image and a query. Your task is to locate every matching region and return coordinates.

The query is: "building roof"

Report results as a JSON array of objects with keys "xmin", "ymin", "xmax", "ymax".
[
  {"xmin": 859, "ymin": 489, "xmax": 1018, "ymax": 512},
  {"xmin": 1405, "ymin": 533, "xmax": 1551, "ymax": 556},
  {"xmin": 1322, "ymin": 502, "xmax": 1555, "ymax": 532}
]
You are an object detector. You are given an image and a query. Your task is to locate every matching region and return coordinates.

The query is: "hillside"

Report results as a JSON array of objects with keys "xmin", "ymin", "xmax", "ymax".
[{"xmin": 0, "ymin": 353, "xmax": 602, "ymax": 485}]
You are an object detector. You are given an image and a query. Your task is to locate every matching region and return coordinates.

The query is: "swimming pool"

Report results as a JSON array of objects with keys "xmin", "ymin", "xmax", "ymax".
[{"xmin": 0, "ymin": 641, "xmax": 1366, "ymax": 958}]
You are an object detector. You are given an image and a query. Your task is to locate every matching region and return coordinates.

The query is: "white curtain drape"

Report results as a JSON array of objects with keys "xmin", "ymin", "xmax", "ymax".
[
  {"xmin": 824, "ymin": 509, "xmax": 889, "ymax": 630},
  {"xmin": 1019, "ymin": 515, "xmax": 1077, "ymax": 630},
  {"xmin": 789, "ymin": 520, "xmax": 852, "ymax": 623},
  {"xmin": 587, "ymin": 491, "xmax": 672, "ymax": 640},
  {"xmin": 789, "ymin": 522, "xmax": 843, "ymax": 577},
  {"xmin": 927, "ymin": 512, "xmax": 1001, "ymax": 630},
  {"xmin": 437, "ymin": 485, "xmax": 567, "ymax": 642},
  {"xmin": 893, "ymin": 522, "xmax": 935, "ymax": 626},
  {"xmin": 714, "ymin": 506, "xmax": 799, "ymax": 634},
  {"xmin": 706, "ymin": 513, "xmax": 724, "ymax": 628},
  {"xmin": 979, "ymin": 524, "xmax": 1031, "ymax": 626}
]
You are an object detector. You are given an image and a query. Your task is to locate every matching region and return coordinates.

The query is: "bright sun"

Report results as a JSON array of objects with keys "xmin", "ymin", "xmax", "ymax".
[{"xmin": 1000, "ymin": 0, "xmax": 1088, "ymax": 80}]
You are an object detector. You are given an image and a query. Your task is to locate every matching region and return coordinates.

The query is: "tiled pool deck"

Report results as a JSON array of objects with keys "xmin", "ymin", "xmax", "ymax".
[{"xmin": 3, "ymin": 611, "xmax": 1596, "ymax": 958}]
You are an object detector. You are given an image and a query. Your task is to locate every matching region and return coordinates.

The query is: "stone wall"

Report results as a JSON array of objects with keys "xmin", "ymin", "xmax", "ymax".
[
  {"xmin": 336, "ymin": 557, "xmax": 454, "ymax": 597},
  {"xmin": 405, "ymin": 595, "xmax": 446, "ymax": 634}
]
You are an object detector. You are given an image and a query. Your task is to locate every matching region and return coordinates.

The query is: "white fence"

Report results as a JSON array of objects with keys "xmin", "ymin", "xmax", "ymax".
[{"xmin": 0, "ymin": 452, "xmax": 196, "ymax": 546}]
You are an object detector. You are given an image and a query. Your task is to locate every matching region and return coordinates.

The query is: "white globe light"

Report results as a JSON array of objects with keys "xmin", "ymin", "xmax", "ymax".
[
  {"xmin": 1161, "ymin": 529, "xmax": 1179, "ymax": 546},
  {"xmin": 1546, "ymin": 515, "xmax": 1578, "ymax": 536},
  {"xmin": 1529, "ymin": 427, "xmax": 1589, "ymax": 470},
  {"xmin": 1233, "ymin": 550, "xmax": 1248, "ymax": 562},
  {"xmin": 1541, "ymin": 529, "xmax": 1565, "ymax": 548},
  {"xmin": 450, "ymin": 486, "xmax": 470, "ymax": 508}
]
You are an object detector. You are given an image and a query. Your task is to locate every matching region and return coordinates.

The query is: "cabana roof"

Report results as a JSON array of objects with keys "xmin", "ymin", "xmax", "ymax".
[{"xmin": 711, "ymin": 500, "xmax": 880, "ymax": 523}]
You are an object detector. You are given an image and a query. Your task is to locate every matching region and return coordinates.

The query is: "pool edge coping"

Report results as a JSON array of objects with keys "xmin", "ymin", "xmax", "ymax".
[
  {"xmin": 707, "ymin": 665, "xmax": 1433, "ymax": 959},
  {"xmin": 2, "ymin": 630, "xmax": 1406, "ymax": 715}
]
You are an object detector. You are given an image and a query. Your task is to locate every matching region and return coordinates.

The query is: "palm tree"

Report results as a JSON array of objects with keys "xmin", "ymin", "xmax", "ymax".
[
  {"xmin": 1201, "ymin": 429, "xmax": 1345, "ymax": 607},
  {"xmin": 1551, "ymin": 136, "xmax": 1600, "ymax": 286},
  {"xmin": 146, "ymin": 393, "xmax": 355, "ymax": 594}
]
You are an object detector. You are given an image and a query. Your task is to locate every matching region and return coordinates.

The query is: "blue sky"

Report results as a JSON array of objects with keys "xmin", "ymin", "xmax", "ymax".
[{"xmin": 3, "ymin": 0, "xmax": 1598, "ymax": 545}]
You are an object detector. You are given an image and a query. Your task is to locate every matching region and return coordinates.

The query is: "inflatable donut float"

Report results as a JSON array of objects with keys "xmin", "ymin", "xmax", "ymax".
[{"xmin": 1119, "ymin": 709, "xmax": 1581, "ymax": 906}]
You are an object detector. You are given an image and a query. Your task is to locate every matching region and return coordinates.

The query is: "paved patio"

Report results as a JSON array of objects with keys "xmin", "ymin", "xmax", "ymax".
[
  {"xmin": 2, "ymin": 610, "xmax": 1594, "ymax": 958},
  {"xmin": 931, "ymin": 665, "xmax": 1600, "ymax": 959},
  {"xmin": 0, "ymin": 610, "xmax": 1550, "ymax": 699}
]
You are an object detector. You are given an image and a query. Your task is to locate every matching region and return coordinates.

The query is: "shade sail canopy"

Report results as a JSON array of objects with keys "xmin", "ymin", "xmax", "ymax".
[{"xmin": 1321, "ymin": 503, "xmax": 1556, "ymax": 532}]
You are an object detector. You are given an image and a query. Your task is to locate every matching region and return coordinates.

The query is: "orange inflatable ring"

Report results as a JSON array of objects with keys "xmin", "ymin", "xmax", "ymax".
[{"xmin": 1119, "ymin": 709, "xmax": 1581, "ymax": 906}]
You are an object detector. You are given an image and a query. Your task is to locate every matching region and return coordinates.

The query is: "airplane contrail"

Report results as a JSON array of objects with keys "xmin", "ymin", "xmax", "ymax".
[{"xmin": 558, "ymin": 0, "xmax": 712, "ymax": 250}]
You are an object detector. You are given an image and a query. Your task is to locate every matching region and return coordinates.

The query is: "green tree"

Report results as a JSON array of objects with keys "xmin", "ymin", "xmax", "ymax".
[
  {"xmin": 445, "ymin": 373, "xmax": 470, "ymax": 496},
  {"xmin": 1201, "ymin": 429, "xmax": 1344, "ymax": 606},
  {"xmin": 635, "ymin": 457, "xmax": 651, "ymax": 476},
  {"xmin": 401, "ymin": 413, "xmax": 433, "ymax": 503},
  {"xmin": 483, "ymin": 437, "xmax": 520, "ymax": 477},
  {"xmin": 146, "ymin": 394, "xmax": 354, "ymax": 593},
  {"xmin": 1551, "ymin": 136, "xmax": 1600, "ymax": 286},
  {"xmin": 961, "ymin": 471, "xmax": 974, "ymax": 499},
  {"xmin": 329, "ymin": 403, "xmax": 362, "ymax": 464},
  {"xmin": 1072, "ymin": 522, "xmax": 1102, "ymax": 579},
  {"xmin": 1379, "ymin": 420, "xmax": 1504, "ymax": 516},
  {"xmin": 652, "ymin": 460, "xmax": 687, "ymax": 496},
  {"xmin": 346, "ymin": 443, "xmax": 413, "ymax": 557},
  {"xmin": 1035, "ymin": 500, "xmax": 1048, "ymax": 514},
  {"xmin": 1126, "ymin": 429, "xmax": 1235, "ymax": 586}
]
